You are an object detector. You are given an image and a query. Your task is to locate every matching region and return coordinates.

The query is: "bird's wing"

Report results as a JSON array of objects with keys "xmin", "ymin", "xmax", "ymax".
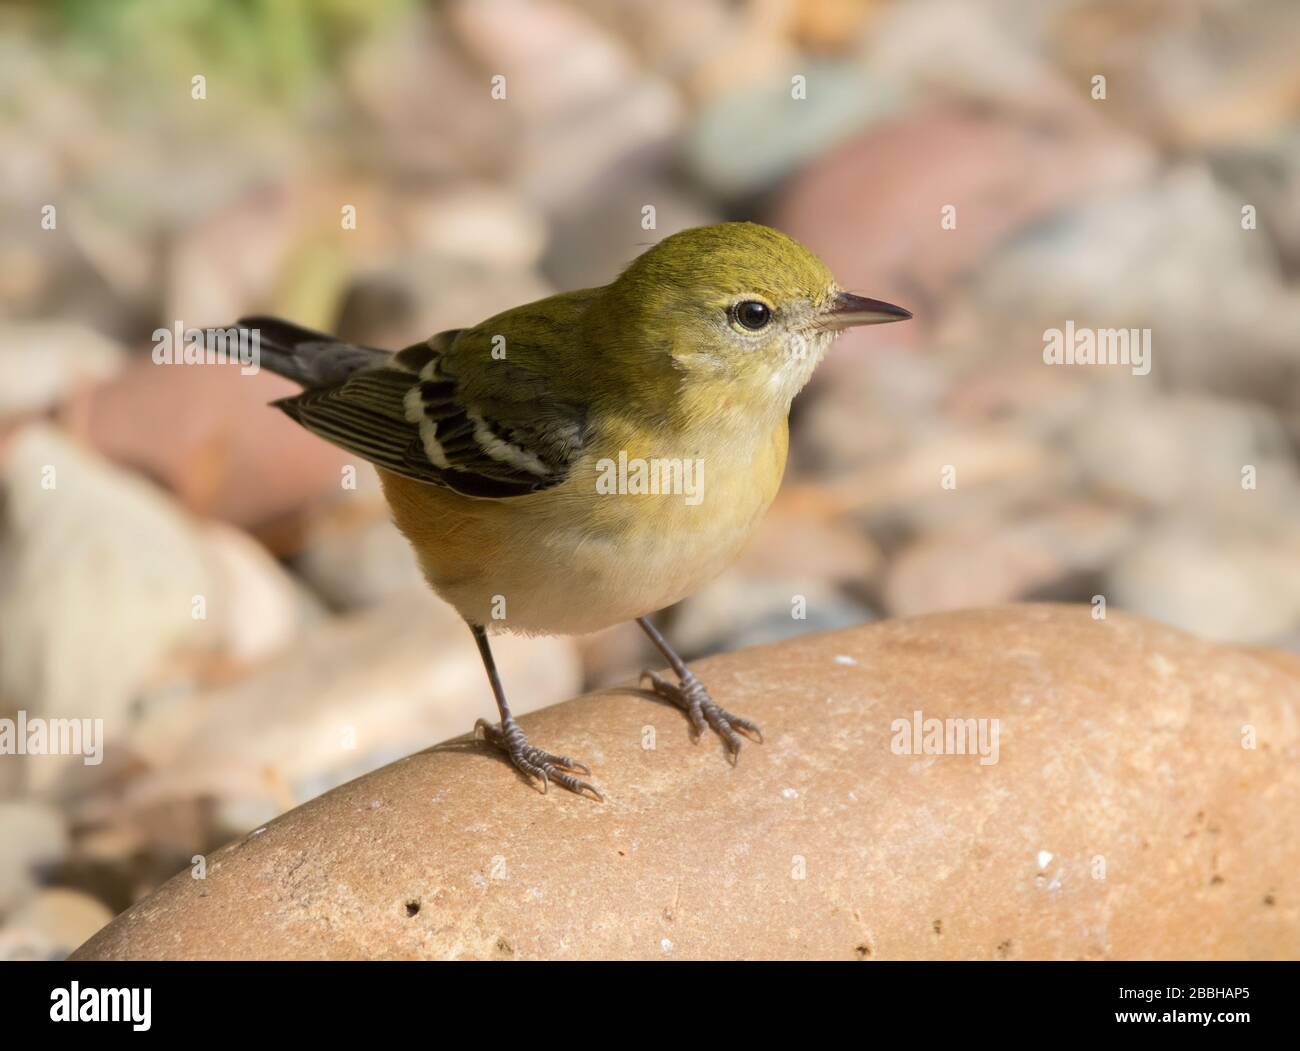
[{"xmin": 275, "ymin": 331, "xmax": 590, "ymax": 498}]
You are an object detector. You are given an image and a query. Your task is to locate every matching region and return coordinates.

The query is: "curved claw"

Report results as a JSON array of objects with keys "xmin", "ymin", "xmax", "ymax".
[
  {"xmin": 709, "ymin": 718, "xmax": 744, "ymax": 760},
  {"xmin": 551, "ymin": 756, "xmax": 591, "ymax": 776},
  {"xmin": 640, "ymin": 666, "xmax": 763, "ymax": 761},
  {"xmin": 550, "ymin": 771, "xmax": 604, "ymax": 802},
  {"xmin": 475, "ymin": 719, "xmax": 603, "ymax": 801}
]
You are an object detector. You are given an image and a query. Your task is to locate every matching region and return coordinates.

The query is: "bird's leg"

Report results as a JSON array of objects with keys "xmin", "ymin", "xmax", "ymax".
[
  {"xmin": 636, "ymin": 616, "xmax": 763, "ymax": 762},
  {"xmin": 468, "ymin": 623, "xmax": 602, "ymax": 801}
]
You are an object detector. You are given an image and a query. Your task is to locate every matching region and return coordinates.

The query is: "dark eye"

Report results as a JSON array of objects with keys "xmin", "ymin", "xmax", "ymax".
[{"xmin": 733, "ymin": 300, "xmax": 771, "ymax": 330}]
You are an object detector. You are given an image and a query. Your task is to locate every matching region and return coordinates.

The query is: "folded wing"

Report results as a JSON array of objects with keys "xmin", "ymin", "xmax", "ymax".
[{"xmin": 260, "ymin": 323, "xmax": 589, "ymax": 498}]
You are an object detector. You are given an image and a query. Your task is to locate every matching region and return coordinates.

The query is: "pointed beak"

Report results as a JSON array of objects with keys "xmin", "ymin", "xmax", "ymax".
[{"xmin": 821, "ymin": 291, "xmax": 912, "ymax": 330}]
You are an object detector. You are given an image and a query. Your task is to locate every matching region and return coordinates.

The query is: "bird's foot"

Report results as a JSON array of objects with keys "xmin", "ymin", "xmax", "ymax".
[
  {"xmin": 474, "ymin": 717, "xmax": 603, "ymax": 801},
  {"xmin": 641, "ymin": 668, "xmax": 763, "ymax": 762}
]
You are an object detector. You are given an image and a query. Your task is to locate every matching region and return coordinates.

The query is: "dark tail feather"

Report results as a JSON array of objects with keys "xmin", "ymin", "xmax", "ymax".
[{"xmin": 237, "ymin": 315, "xmax": 387, "ymax": 389}]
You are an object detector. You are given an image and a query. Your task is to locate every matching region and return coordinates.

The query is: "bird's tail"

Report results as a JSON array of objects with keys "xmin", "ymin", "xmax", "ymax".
[{"xmin": 237, "ymin": 315, "xmax": 388, "ymax": 389}]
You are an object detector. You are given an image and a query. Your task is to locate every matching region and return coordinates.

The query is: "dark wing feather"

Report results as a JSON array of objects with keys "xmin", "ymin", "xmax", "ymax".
[{"xmin": 274, "ymin": 331, "xmax": 588, "ymax": 498}]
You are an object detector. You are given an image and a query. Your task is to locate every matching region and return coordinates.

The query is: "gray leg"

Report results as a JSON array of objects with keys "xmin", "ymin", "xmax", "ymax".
[
  {"xmin": 636, "ymin": 616, "xmax": 763, "ymax": 762},
  {"xmin": 470, "ymin": 623, "xmax": 601, "ymax": 800}
]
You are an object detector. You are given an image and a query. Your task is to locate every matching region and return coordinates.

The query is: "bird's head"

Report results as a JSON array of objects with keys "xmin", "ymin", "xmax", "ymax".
[{"xmin": 594, "ymin": 222, "xmax": 910, "ymax": 428}]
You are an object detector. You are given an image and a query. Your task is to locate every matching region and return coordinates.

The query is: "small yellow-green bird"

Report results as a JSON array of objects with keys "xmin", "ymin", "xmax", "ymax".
[{"xmin": 237, "ymin": 222, "xmax": 910, "ymax": 800}]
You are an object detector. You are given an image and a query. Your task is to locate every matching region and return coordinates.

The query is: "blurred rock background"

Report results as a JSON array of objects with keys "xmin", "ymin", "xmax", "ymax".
[{"xmin": 0, "ymin": 0, "xmax": 1297, "ymax": 958}]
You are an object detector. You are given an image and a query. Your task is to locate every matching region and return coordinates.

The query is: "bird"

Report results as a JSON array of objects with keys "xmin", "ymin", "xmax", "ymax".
[{"xmin": 234, "ymin": 222, "xmax": 910, "ymax": 800}]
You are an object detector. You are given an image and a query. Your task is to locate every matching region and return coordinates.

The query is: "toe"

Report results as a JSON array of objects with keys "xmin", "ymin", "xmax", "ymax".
[
  {"xmin": 726, "ymin": 713, "xmax": 764, "ymax": 743},
  {"xmin": 523, "ymin": 745, "xmax": 592, "ymax": 777},
  {"xmin": 511, "ymin": 753, "xmax": 549, "ymax": 794},
  {"xmin": 474, "ymin": 717, "xmax": 501, "ymax": 747},
  {"xmin": 482, "ymin": 723, "xmax": 602, "ymax": 800},
  {"xmin": 546, "ymin": 765, "xmax": 604, "ymax": 802},
  {"xmin": 641, "ymin": 669, "xmax": 674, "ymax": 698},
  {"xmin": 549, "ymin": 754, "xmax": 591, "ymax": 776},
  {"xmin": 700, "ymin": 705, "xmax": 745, "ymax": 758},
  {"xmin": 641, "ymin": 668, "xmax": 762, "ymax": 757}
]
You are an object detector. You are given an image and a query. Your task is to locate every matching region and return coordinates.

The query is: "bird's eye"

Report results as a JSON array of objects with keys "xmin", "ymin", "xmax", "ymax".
[{"xmin": 732, "ymin": 300, "xmax": 772, "ymax": 330}]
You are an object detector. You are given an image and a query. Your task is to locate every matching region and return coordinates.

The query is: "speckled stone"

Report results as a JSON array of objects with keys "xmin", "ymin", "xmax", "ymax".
[{"xmin": 73, "ymin": 606, "xmax": 1300, "ymax": 960}]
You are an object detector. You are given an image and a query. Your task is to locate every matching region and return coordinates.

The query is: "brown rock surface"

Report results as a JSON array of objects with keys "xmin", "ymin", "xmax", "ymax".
[{"xmin": 72, "ymin": 606, "xmax": 1299, "ymax": 960}]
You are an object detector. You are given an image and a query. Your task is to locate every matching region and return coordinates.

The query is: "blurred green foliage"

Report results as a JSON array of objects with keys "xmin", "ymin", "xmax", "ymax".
[{"xmin": 46, "ymin": 0, "xmax": 415, "ymax": 101}]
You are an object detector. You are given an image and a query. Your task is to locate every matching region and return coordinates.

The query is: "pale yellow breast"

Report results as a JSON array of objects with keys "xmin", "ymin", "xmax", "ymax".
[{"xmin": 379, "ymin": 420, "xmax": 788, "ymax": 636}]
